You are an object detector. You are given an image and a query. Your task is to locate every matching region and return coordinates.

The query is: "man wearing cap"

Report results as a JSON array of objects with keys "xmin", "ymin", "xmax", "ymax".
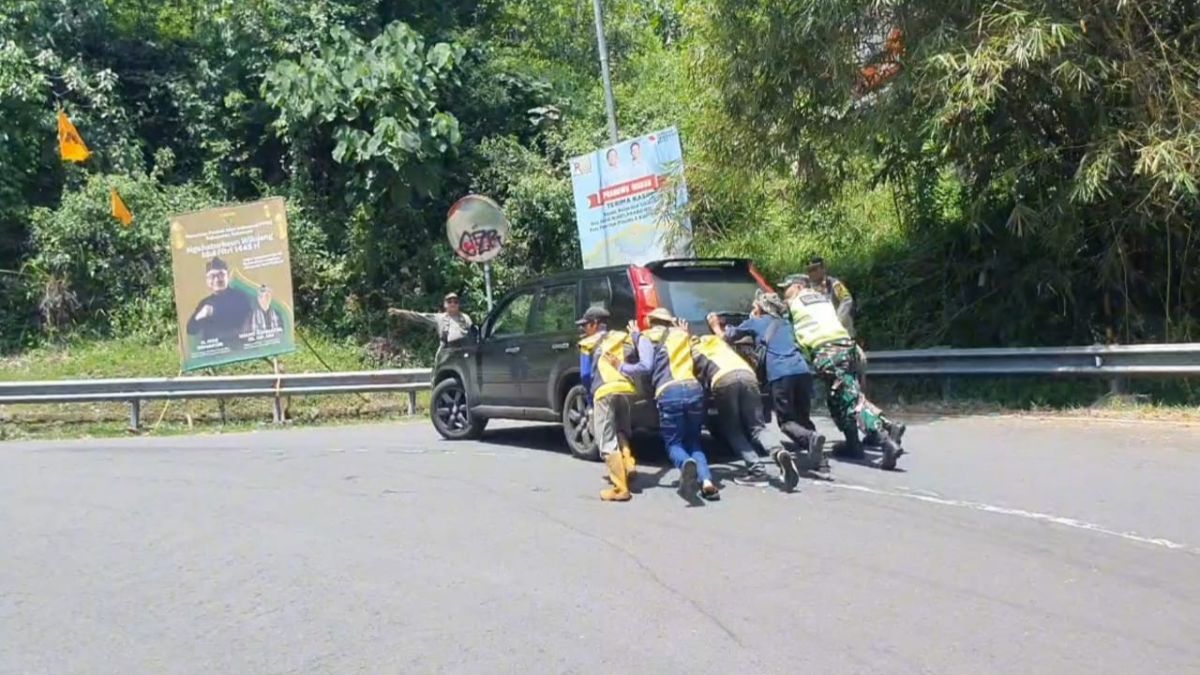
[
  {"xmin": 707, "ymin": 292, "xmax": 828, "ymax": 474},
  {"xmin": 799, "ymin": 257, "xmax": 856, "ymax": 337},
  {"xmin": 388, "ymin": 292, "xmax": 474, "ymax": 348},
  {"xmin": 781, "ymin": 275, "xmax": 907, "ymax": 470},
  {"xmin": 187, "ymin": 256, "xmax": 253, "ymax": 350},
  {"xmin": 618, "ymin": 308, "xmax": 718, "ymax": 502},
  {"xmin": 577, "ymin": 306, "xmax": 639, "ymax": 502},
  {"xmin": 782, "ymin": 259, "xmax": 868, "ymax": 397},
  {"xmin": 690, "ymin": 332, "xmax": 801, "ymax": 491}
]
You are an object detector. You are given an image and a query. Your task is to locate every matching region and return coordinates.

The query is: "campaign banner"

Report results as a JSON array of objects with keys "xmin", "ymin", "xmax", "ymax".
[
  {"xmin": 568, "ymin": 126, "xmax": 693, "ymax": 268},
  {"xmin": 168, "ymin": 197, "xmax": 297, "ymax": 371}
]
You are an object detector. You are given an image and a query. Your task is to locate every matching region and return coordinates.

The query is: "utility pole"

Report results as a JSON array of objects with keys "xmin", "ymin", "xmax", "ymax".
[{"xmin": 592, "ymin": 0, "xmax": 620, "ymax": 144}]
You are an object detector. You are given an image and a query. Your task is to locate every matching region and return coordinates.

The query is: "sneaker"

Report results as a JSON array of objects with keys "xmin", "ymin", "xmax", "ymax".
[
  {"xmin": 880, "ymin": 437, "xmax": 905, "ymax": 471},
  {"xmin": 701, "ymin": 480, "xmax": 721, "ymax": 501},
  {"xmin": 774, "ymin": 449, "xmax": 801, "ymax": 492},
  {"xmin": 807, "ymin": 433, "xmax": 829, "ymax": 473},
  {"xmin": 678, "ymin": 459, "xmax": 700, "ymax": 502},
  {"xmin": 732, "ymin": 463, "xmax": 771, "ymax": 487}
]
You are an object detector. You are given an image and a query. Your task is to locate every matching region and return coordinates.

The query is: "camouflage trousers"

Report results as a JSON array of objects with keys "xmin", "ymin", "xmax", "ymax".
[{"xmin": 811, "ymin": 339, "xmax": 888, "ymax": 438}]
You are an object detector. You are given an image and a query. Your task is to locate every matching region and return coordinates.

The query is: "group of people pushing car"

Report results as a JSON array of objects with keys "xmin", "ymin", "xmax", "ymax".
[{"xmin": 577, "ymin": 257, "xmax": 907, "ymax": 504}]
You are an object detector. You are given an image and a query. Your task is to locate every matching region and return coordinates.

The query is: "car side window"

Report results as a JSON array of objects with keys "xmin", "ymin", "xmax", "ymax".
[
  {"xmin": 488, "ymin": 291, "xmax": 534, "ymax": 339},
  {"xmin": 607, "ymin": 272, "xmax": 636, "ymax": 326},
  {"xmin": 530, "ymin": 283, "xmax": 578, "ymax": 334},
  {"xmin": 582, "ymin": 276, "xmax": 611, "ymax": 312}
]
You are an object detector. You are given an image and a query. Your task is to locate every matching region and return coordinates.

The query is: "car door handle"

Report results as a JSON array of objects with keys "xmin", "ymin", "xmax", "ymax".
[
  {"xmin": 551, "ymin": 342, "xmax": 570, "ymax": 350},
  {"xmin": 505, "ymin": 346, "xmax": 521, "ymax": 354}
]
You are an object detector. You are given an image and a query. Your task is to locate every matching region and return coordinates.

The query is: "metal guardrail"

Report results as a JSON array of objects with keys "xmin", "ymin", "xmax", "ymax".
[
  {"xmin": 0, "ymin": 369, "xmax": 430, "ymax": 430},
  {"xmin": 865, "ymin": 343, "xmax": 1200, "ymax": 377},
  {"xmin": 1, "ymin": 345, "xmax": 1197, "ymax": 430}
]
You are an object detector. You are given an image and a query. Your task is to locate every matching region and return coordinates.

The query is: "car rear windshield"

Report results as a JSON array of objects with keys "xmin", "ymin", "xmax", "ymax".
[{"xmin": 651, "ymin": 266, "xmax": 761, "ymax": 327}]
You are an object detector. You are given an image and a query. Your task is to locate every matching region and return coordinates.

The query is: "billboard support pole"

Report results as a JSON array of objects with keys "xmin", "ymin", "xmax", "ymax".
[
  {"xmin": 271, "ymin": 358, "xmax": 284, "ymax": 424},
  {"xmin": 592, "ymin": 0, "xmax": 619, "ymax": 145},
  {"xmin": 483, "ymin": 262, "xmax": 495, "ymax": 312}
]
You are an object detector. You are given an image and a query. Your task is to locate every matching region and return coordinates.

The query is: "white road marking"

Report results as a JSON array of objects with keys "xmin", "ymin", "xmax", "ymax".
[{"xmin": 822, "ymin": 481, "xmax": 1195, "ymax": 553}]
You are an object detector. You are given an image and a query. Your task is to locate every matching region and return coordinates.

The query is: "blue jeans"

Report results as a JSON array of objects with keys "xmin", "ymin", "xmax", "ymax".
[{"xmin": 657, "ymin": 382, "xmax": 711, "ymax": 482}]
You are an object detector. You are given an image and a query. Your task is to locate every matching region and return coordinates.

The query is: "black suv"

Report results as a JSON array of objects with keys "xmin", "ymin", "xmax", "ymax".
[{"xmin": 428, "ymin": 259, "xmax": 771, "ymax": 459}]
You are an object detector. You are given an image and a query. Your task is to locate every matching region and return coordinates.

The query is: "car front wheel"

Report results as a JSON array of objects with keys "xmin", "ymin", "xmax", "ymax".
[
  {"xmin": 431, "ymin": 378, "xmax": 487, "ymax": 440},
  {"xmin": 562, "ymin": 384, "xmax": 600, "ymax": 461}
]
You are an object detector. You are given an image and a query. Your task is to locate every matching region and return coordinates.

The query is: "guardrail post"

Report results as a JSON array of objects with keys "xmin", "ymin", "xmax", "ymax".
[
  {"xmin": 406, "ymin": 390, "xmax": 417, "ymax": 416},
  {"xmin": 1109, "ymin": 376, "xmax": 1128, "ymax": 397},
  {"xmin": 218, "ymin": 398, "xmax": 228, "ymax": 425},
  {"xmin": 129, "ymin": 399, "xmax": 141, "ymax": 431}
]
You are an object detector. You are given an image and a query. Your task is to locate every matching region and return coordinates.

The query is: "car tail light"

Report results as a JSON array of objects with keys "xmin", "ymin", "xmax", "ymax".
[
  {"xmin": 629, "ymin": 265, "xmax": 660, "ymax": 330},
  {"xmin": 748, "ymin": 263, "xmax": 772, "ymax": 292}
]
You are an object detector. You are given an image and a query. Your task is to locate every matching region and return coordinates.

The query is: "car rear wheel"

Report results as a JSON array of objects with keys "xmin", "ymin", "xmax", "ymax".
[
  {"xmin": 431, "ymin": 378, "xmax": 487, "ymax": 440},
  {"xmin": 562, "ymin": 384, "xmax": 600, "ymax": 461}
]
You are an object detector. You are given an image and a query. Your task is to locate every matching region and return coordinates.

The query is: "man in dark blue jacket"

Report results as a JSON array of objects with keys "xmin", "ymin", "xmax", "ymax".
[
  {"xmin": 618, "ymin": 308, "xmax": 719, "ymax": 504},
  {"xmin": 707, "ymin": 291, "xmax": 828, "ymax": 474}
]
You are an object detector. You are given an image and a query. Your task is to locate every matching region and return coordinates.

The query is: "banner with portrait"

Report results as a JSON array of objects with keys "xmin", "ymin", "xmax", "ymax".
[
  {"xmin": 168, "ymin": 197, "xmax": 297, "ymax": 371},
  {"xmin": 568, "ymin": 126, "xmax": 693, "ymax": 269}
]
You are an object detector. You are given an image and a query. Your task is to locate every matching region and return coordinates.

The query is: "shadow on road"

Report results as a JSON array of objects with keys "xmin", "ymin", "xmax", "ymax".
[
  {"xmin": 475, "ymin": 423, "xmax": 760, "ymax": 497},
  {"xmin": 474, "ymin": 424, "xmax": 569, "ymax": 455},
  {"xmin": 474, "ymin": 423, "xmax": 907, "ymax": 481}
]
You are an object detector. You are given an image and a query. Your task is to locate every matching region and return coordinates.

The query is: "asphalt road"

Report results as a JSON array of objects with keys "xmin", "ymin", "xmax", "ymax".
[{"xmin": 2, "ymin": 414, "xmax": 1199, "ymax": 674}]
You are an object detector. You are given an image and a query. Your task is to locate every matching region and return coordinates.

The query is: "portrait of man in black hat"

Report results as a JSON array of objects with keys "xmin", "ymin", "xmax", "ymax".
[{"xmin": 186, "ymin": 257, "xmax": 252, "ymax": 350}]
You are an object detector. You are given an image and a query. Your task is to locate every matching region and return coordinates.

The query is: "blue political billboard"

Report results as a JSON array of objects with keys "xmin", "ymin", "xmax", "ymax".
[{"xmin": 568, "ymin": 126, "xmax": 694, "ymax": 268}]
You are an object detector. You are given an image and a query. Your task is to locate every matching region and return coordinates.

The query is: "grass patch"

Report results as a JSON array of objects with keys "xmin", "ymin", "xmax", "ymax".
[{"xmin": 0, "ymin": 331, "xmax": 432, "ymax": 441}]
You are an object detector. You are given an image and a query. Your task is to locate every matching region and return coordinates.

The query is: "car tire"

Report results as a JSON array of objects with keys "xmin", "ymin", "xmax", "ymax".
[
  {"xmin": 430, "ymin": 377, "xmax": 487, "ymax": 440},
  {"xmin": 562, "ymin": 384, "xmax": 600, "ymax": 461}
]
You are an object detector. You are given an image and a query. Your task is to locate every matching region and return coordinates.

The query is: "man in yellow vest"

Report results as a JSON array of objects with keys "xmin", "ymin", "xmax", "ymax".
[
  {"xmin": 616, "ymin": 308, "xmax": 719, "ymax": 503},
  {"xmin": 577, "ymin": 306, "xmax": 638, "ymax": 501},
  {"xmin": 690, "ymin": 333, "xmax": 802, "ymax": 492},
  {"xmin": 781, "ymin": 275, "xmax": 907, "ymax": 470}
]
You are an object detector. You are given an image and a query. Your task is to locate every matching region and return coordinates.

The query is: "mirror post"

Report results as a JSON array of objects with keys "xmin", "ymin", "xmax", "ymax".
[{"xmin": 483, "ymin": 262, "xmax": 494, "ymax": 312}]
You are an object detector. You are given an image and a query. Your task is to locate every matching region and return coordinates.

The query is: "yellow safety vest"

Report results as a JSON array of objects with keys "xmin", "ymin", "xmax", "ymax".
[
  {"xmin": 787, "ymin": 291, "xmax": 850, "ymax": 351},
  {"xmin": 642, "ymin": 326, "xmax": 697, "ymax": 396},
  {"xmin": 690, "ymin": 335, "xmax": 753, "ymax": 388},
  {"xmin": 579, "ymin": 330, "xmax": 636, "ymax": 401}
]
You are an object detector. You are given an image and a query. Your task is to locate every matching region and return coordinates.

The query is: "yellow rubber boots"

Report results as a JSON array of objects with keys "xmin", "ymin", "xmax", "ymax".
[
  {"xmin": 620, "ymin": 438, "xmax": 637, "ymax": 481},
  {"xmin": 600, "ymin": 451, "xmax": 632, "ymax": 502}
]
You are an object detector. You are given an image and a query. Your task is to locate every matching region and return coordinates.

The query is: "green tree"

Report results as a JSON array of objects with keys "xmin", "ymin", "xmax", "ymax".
[{"xmin": 694, "ymin": 0, "xmax": 1200, "ymax": 346}]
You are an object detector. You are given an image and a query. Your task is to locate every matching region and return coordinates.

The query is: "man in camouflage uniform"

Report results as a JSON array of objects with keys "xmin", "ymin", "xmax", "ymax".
[
  {"xmin": 781, "ymin": 257, "xmax": 872, "ymax": 424},
  {"xmin": 781, "ymin": 275, "xmax": 907, "ymax": 470},
  {"xmin": 781, "ymin": 258, "xmax": 862, "ymax": 364}
]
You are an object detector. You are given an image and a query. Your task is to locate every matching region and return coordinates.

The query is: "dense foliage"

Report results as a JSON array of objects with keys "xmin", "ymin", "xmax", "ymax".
[{"xmin": 0, "ymin": 0, "xmax": 1196, "ymax": 355}]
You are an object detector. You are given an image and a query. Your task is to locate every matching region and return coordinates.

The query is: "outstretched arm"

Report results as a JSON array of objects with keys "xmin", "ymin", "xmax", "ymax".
[
  {"xmin": 706, "ymin": 313, "xmax": 728, "ymax": 338},
  {"xmin": 387, "ymin": 308, "xmax": 438, "ymax": 328},
  {"xmin": 618, "ymin": 332, "xmax": 653, "ymax": 378}
]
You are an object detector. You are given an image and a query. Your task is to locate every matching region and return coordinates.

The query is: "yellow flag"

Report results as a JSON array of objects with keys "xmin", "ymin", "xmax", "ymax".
[
  {"xmin": 57, "ymin": 110, "xmax": 91, "ymax": 163},
  {"xmin": 111, "ymin": 188, "xmax": 133, "ymax": 227}
]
